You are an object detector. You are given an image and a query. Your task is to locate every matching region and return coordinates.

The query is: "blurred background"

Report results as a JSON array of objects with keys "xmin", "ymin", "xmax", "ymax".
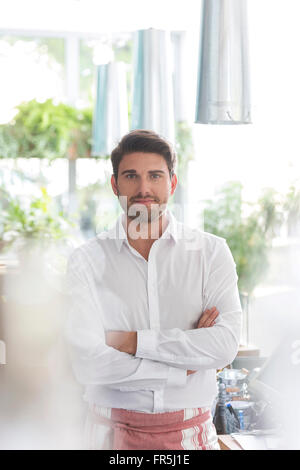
[{"xmin": 0, "ymin": 0, "xmax": 299, "ymax": 449}]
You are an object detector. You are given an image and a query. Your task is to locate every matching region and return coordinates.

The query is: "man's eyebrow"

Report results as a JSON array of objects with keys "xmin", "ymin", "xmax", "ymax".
[
  {"xmin": 120, "ymin": 169, "xmax": 137, "ymax": 175},
  {"xmin": 120, "ymin": 169, "xmax": 166, "ymax": 175}
]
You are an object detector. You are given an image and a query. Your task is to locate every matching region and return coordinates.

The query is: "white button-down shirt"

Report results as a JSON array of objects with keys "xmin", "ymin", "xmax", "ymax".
[{"xmin": 65, "ymin": 210, "xmax": 242, "ymax": 413}]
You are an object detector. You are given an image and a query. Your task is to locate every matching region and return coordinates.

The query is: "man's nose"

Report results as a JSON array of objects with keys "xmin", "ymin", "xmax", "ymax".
[{"xmin": 136, "ymin": 176, "xmax": 152, "ymax": 195}]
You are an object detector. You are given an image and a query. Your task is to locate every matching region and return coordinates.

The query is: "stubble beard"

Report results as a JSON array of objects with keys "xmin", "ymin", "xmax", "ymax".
[
  {"xmin": 129, "ymin": 202, "xmax": 166, "ymax": 223},
  {"xmin": 117, "ymin": 191, "xmax": 168, "ymax": 239}
]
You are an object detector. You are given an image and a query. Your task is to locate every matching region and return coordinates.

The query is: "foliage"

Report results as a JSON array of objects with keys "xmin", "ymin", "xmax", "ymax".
[
  {"xmin": 0, "ymin": 186, "xmax": 72, "ymax": 246},
  {"xmin": 203, "ymin": 181, "xmax": 283, "ymax": 296},
  {"xmin": 0, "ymin": 99, "xmax": 93, "ymax": 159}
]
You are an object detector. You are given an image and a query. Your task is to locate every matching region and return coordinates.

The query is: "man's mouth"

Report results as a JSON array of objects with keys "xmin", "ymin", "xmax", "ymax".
[{"xmin": 132, "ymin": 199, "xmax": 157, "ymax": 204}]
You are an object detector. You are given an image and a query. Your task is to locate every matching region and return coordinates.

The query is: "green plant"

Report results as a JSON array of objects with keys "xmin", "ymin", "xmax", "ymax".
[
  {"xmin": 0, "ymin": 187, "xmax": 72, "ymax": 247},
  {"xmin": 203, "ymin": 181, "xmax": 283, "ymax": 296},
  {"xmin": 0, "ymin": 99, "xmax": 93, "ymax": 160}
]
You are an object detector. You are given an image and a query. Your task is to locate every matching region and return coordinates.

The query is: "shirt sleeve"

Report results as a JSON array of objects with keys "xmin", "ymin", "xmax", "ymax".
[
  {"xmin": 64, "ymin": 248, "xmax": 187, "ymax": 392},
  {"xmin": 136, "ymin": 239, "xmax": 242, "ymax": 371}
]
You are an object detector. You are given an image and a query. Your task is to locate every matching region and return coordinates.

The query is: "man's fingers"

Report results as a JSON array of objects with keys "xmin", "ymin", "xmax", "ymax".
[
  {"xmin": 197, "ymin": 307, "xmax": 219, "ymax": 328},
  {"xmin": 203, "ymin": 313, "xmax": 218, "ymax": 328},
  {"xmin": 197, "ymin": 307, "xmax": 215, "ymax": 327}
]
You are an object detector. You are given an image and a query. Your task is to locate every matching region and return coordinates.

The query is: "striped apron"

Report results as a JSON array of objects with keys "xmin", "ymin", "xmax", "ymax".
[{"xmin": 84, "ymin": 405, "xmax": 220, "ymax": 450}]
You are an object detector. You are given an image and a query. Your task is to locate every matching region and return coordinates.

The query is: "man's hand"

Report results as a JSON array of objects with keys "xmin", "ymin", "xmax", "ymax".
[
  {"xmin": 187, "ymin": 306, "xmax": 219, "ymax": 376},
  {"xmin": 197, "ymin": 306, "xmax": 219, "ymax": 328},
  {"xmin": 105, "ymin": 307, "xmax": 219, "ymax": 375},
  {"xmin": 105, "ymin": 331, "xmax": 137, "ymax": 355}
]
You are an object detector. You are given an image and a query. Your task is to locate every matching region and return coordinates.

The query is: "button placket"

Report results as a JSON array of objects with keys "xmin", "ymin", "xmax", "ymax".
[
  {"xmin": 147, "ymin": 242, "xmax": 165, "ymax": 413},
  {"xmin": 147, "ymin": 243, "xmax": 160, "ymax": 331}
]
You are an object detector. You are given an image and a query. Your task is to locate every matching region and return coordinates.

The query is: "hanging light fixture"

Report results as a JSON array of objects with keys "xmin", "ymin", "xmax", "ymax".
[
  {"xmin": 131, "ymin": 28, "xmax": 175, "ymax": 142},
  {"xmin": 92, "ymin": 62, "xmax": 129, "ymax": 156},
  {"xmin": 195, "ymin": 0, "xmax": 251, "ymax": 125}
]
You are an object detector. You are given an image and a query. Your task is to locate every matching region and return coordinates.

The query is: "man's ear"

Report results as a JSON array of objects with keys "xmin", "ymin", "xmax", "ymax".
[
  {"xmin": 111, "ymin": 174, "xmax": 119, "ymax": 196},
  {"xmin": 170, "ymin": 173, "xmax": 177, "ymax": 196}
]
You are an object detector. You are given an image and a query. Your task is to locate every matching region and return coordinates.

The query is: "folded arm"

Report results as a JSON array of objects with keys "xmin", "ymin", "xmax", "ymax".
[
  {"xmin": 107, "ymin": 239, "xmax": 242, "ymax": 372},
  {"xmin": 64, "ymin": 248, "xmax": 187, "ymax": 392},
  {"xmin": 105, "ymin": 307, "xmax": 219, "ymax": 374},
  {"xmin": 136, "ymin": 240, "xmax": 242, "ymax": 370}
]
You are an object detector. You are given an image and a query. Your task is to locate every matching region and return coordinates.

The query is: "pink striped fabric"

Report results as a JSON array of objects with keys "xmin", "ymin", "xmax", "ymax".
[{"xmin": 84, "ymin": 405, "xmax": 220, "ymax": 450}]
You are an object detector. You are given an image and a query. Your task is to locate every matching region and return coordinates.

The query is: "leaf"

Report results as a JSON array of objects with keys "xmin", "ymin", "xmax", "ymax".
[
  {"xmin": 0, "ymin": 99, "xmax": 93, "ymax": 159},
  {"xmin": 203, "ymin": 181, "xmax": 283, "ymax": 296}
]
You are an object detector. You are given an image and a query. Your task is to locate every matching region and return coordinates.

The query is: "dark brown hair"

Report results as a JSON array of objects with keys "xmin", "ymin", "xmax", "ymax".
[{"xmin": 111, "ymin": 129, "xmax": 177, "ymax": 180}]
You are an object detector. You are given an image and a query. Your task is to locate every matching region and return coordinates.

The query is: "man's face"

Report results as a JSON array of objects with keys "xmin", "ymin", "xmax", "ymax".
[{"xmin": 111, "ymin": 152, "xmax": 177, "ymax": 223}]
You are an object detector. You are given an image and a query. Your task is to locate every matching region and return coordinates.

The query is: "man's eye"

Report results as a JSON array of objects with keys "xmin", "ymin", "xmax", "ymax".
[
  {"xmin": 126, "ymin": 174, "xmax": 137, "ymax": 179},
  {"xmin": 151, "ymin": 174, "xmax": 161, "ymax": 179}
]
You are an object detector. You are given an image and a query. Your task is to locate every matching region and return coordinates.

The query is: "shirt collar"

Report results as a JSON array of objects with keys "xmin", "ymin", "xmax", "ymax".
[{"xmin": 108, "ymin": 209, "xmax": 179, "ymax": 253}]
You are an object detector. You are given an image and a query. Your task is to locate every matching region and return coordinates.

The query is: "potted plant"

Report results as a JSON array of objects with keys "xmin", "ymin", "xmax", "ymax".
[
  {"xmin": 0, "ymin": 99, "xmax": 93, "ymax": 160},
  {"xmin": 203, "ymin": 181, "xmax": 283, "ymax": 345},
  {"xmin": 0, "ymin": 186, "xmax": 73, "ymax": 258}
]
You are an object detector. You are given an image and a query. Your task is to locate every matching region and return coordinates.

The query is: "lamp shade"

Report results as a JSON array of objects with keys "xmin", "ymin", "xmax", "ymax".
[
  {"xmin": 92, "ymin": 62, "xmax": 129, "ymax": 156},
  {"xmin": 131, "ymin": 28, "xmax": 175, "ymax": 142},
  {"xmin": 195, "ymin": 0, "xmax": 251, "ymax": 124}
]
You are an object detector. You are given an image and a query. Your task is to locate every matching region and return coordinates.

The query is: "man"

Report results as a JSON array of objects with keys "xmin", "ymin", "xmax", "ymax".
[{"xmin": 65, "ymin": 130, "xmax": 242, "ymax": 450}]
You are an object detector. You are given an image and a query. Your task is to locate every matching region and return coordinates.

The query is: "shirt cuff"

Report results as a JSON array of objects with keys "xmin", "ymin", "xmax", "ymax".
[
  {"xmin": 136, "ymin": 329, "xmax": 157, "ymax": 359},
  {"xmin": 136, "ymin": 330, "xmax": 187, "ymax": 388}
]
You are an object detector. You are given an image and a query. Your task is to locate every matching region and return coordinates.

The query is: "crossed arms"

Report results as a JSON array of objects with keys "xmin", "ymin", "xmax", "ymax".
[
  {"xmin": 65, "ymin": 240, "xmax": 242, "ymax": 392},
  {"xmin": 105, "ymin": 307, "xmax": 220, "ymax": 376}
]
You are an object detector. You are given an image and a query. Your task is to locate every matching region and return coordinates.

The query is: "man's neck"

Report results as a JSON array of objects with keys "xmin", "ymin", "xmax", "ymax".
[{"xmin": 125, "ymin": 212, "xmax": 168, "ymax": 259}]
